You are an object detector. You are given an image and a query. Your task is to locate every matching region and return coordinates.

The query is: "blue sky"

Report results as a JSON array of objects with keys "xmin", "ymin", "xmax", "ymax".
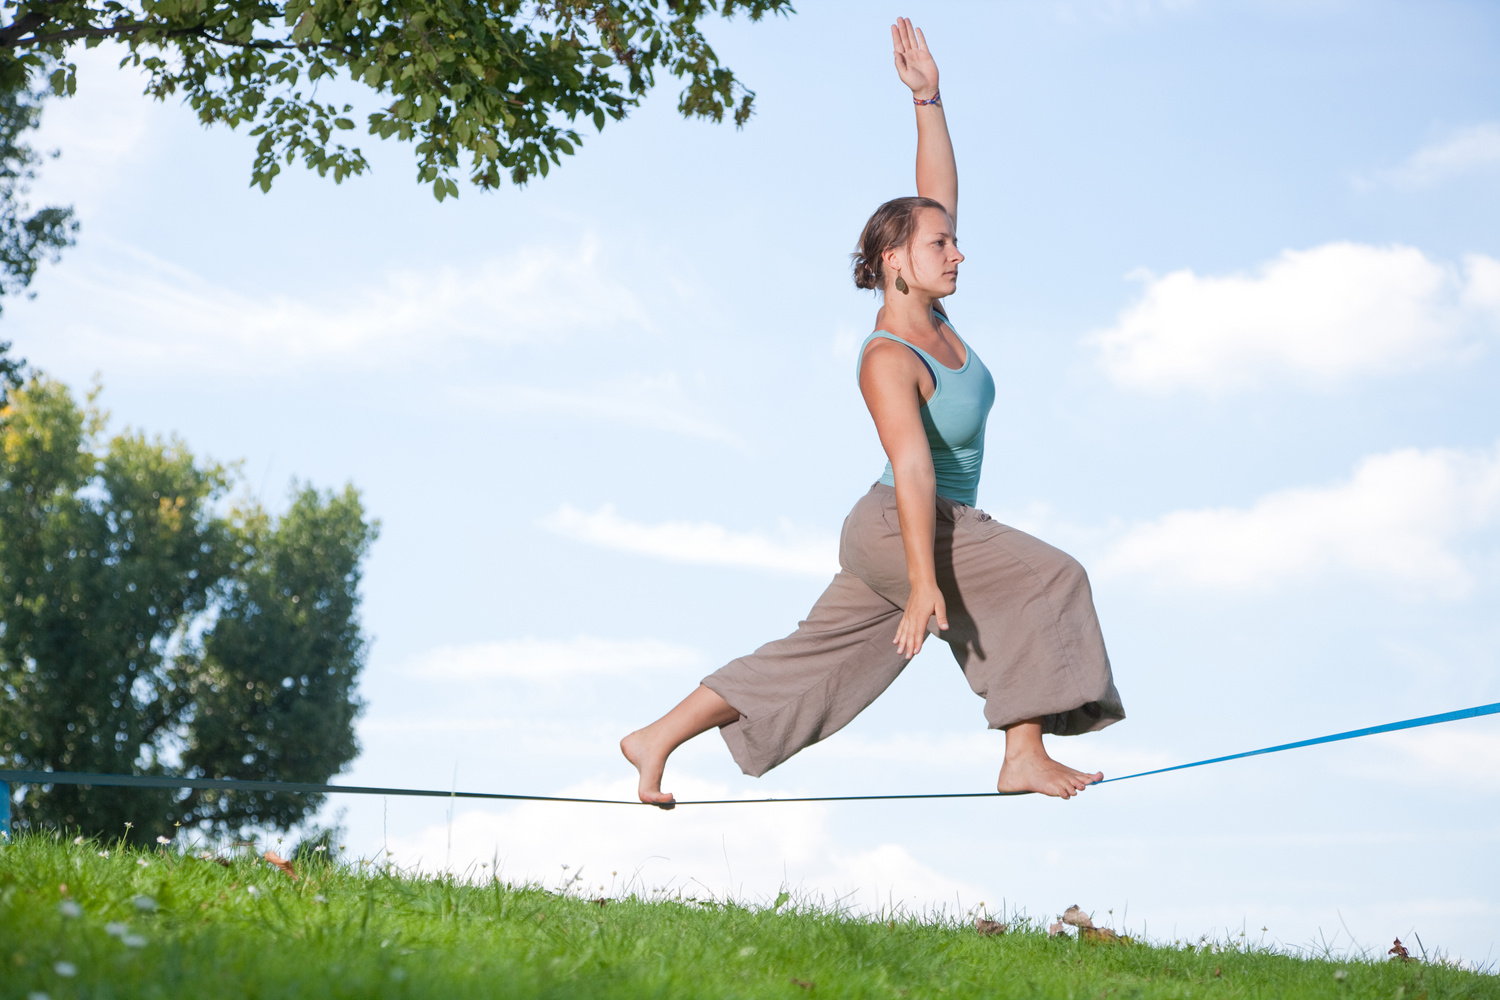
[{"xmin": 13, "ymin": 0, "xmax": 1500, "ymax": 964}]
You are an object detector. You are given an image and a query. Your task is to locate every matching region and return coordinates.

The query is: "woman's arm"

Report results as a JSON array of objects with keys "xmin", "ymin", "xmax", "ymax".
[
  {"xmin": 859, "ymin": 341, "xmax": 949, "ymax": 660},
  {"xmin": 892, "ymin": 18, "xmax": 957, "ymax": 224}
]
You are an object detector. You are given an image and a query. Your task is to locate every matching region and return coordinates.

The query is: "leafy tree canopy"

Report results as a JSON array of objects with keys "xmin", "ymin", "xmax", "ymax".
[
  {"xmin": 0, "ymin": 0, "xmax": 793, "ymax": 200},
  {"xmin": 0, "ymin": 357, "xmax": 378, "ymax": 843}
]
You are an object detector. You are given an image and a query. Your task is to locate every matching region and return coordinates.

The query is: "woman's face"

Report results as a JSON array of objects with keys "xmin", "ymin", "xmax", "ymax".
[{"xmin": 886, "ymin": 207, "xmax": 963, "ymax": 297}]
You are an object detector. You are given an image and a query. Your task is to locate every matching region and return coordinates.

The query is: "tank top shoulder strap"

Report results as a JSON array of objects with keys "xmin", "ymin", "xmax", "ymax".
[{"xmin": 856, "ymin": 330, "xmax": 940, "ymax": 389}]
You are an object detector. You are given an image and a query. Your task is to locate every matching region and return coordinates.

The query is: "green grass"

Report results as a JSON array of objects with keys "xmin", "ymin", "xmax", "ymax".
[{"xmin": 1, "ymin": 834, "xmax": 1495, "ymax": 999}]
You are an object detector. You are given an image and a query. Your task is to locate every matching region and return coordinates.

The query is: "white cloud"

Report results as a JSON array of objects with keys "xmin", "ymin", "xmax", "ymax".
[
  {"xmin": 1091, "ymin": 243, "xmax": 1500, "ymax": 392},
  {"xmin": 1099, "ymin": 443, "xmax": 1500, "ymax": 596},
  {"xmin": 37, "ymin": 233, "xmax": 649, "ymax": 373},
  {"xmin": 406, "ymin": 636, "xmax": 705, "ymax": 681},
  {"xmin": 1343, "ymin": 727, "xmax": 1500, "ymax": 794},
  {"xmin": 29, "ymin": 45, "xmax": 157, "ymax": 212},
  {"xmin": 450, "ymin": 374, "xmax": 741, "ymax": 445},
  {"xmin": 1362, "ymin": 123, "xmax": 1500, "ymax": 190},
  {"xmin": 385, "ymin": 775, "xmax": 989, "ymax": 913},
  {"xmin": 542, "ymin": 504, "xmax": 838, "ymax": 577}
]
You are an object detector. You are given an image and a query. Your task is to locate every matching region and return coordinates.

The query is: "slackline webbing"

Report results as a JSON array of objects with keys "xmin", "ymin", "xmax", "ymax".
[{"xmin": 2, "ymin": 700, "xmax": 1496, "ymax": 807}]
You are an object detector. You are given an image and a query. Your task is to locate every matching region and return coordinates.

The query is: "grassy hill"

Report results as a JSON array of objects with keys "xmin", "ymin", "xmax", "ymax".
[{"xmin": 1, "ymin": 834, "xmax": 1494, "ymax": 999}]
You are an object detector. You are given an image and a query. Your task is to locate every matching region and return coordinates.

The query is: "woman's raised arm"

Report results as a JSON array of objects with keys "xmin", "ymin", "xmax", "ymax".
[{"xmin": 892, "ymin": 18, "xmax": 956, "ymax": 224}]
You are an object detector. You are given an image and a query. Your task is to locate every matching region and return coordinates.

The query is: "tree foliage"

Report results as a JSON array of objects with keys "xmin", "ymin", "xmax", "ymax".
[
  {"xmin": 0, "ymin": 83, "xmax": 75, "ymax": 305},
  {"xmin": 0, "ymin": 0, "xmax": 793, "ymax": 199},
  {"xmin": 0, "ymin": 361, "xmax": 378, "ymax": 843}
]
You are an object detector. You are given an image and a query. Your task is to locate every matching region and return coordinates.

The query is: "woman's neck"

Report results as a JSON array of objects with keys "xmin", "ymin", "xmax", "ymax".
[{"xmin": 878, "ymin": 291, "xmax": 942, "ymax": 340}]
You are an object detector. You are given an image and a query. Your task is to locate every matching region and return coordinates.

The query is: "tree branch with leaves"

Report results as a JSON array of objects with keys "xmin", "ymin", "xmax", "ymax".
[{"xmin": 0, "ymin": 0, "xmax": 793, "ymax": 199}]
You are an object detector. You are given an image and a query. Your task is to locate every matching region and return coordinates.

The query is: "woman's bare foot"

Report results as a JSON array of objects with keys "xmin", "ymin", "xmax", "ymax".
[
  {"xmin": 997, "ymin": 718, "xmax": 1102, "ymax": 799},
  {"xmin": 620, "ymin": 685, "xmax": 740, "ymax": 808},
  {"xmin": 996, "ymin": 750, "xmax": 1101, "ymax": 798},
  {"xmin": 620, "ymin": 728, "xmax": 676, "ymax": 808}
]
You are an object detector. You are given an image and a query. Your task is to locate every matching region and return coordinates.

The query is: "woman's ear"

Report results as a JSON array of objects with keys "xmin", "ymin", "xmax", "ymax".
[{"xmin": 881, "ymin": 246, "xmax": 905, "ymax": 278}]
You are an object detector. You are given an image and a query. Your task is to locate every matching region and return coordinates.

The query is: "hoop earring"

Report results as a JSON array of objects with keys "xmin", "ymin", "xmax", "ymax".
[{"xmin": 894, "ymin": 273, "xmax": 909, "ymax": 295}]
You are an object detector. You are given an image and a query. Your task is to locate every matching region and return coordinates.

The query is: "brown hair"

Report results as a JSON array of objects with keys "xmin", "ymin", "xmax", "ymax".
[{"xmin": 851, "ymin": 196, "xmax": 951, "ymax": 291}]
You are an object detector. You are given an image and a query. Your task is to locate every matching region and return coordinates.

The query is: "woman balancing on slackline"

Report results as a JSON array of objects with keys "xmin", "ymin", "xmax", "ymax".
[{"xmin": 622, "ymin": 19, "xmax": 1125, "ymax": 805}]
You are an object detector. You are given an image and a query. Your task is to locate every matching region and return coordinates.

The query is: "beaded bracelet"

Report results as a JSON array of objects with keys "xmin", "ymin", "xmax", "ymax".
[{"xmin": 913, "ymin": 90, "xmax": 941, "ymax": 106}]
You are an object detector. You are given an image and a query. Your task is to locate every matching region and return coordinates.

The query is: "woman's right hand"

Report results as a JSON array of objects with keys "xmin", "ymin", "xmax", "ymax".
[
  {"xmin": 895, "ymin": 580, "xmax": 948, "ymax": 660},
  {"xmin": 891, "ymin": 17, "xmax": 940, "ymax": 100}
]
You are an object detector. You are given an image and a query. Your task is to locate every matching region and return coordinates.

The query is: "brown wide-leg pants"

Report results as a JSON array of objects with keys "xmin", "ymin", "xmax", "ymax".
[{"xmin": 702, "ymin": 483, "xmax": 1125, "ymax": 777}]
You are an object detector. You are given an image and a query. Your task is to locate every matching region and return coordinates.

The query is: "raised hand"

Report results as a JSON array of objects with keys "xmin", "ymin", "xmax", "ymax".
[{"xmin": 891, "ymin": 17, "xmax": 939, "ymax": 100}]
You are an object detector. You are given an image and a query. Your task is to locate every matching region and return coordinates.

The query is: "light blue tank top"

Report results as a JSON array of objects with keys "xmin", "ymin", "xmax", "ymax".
[{"xmin": 855, "ymin": 314, "xmax": 996, "ymax": 506}]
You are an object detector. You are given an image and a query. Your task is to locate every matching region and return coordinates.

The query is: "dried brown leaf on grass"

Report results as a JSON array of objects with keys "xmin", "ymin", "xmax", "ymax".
[
  {"xmin": 263, "ymin": 851, "xmax": 298, "ymax": 880},
  {"xmin": 790, "ymin": 978, "xmax": 814, "ymax": 989},
  {"xmin": 1061, "ymin": 905, "xmax": 1095, "ymax": 929},
  {"xmin": 974, "ymin": 918, "xmax": 1007, "ymax": 936},
  {"xmin": 1055, "ymin": 905, "xmax": 1132, "ymax": 945}
]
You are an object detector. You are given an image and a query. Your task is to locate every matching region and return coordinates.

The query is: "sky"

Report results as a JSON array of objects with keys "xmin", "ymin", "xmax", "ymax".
[{"xmin": 11, "ymin": 0, "xmax": 1500, "ymax": 966}]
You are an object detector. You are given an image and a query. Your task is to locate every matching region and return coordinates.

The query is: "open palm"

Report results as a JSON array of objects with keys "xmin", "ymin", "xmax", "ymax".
[{"xmin": 892, "ymin": 17, "xmax": 939, "ymax": 97}]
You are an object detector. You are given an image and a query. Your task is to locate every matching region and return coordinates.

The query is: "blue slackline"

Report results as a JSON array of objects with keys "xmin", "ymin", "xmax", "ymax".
[{"xmin": 1, "ymin": 701, "xmax": 1496, "ymax": 807}]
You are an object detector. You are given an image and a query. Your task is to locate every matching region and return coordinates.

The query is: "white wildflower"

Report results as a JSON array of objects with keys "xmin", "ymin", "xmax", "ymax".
[
  {"xmin": 132, "ymin": 895, "xmax": 157, "ymax": 911},
  {"xmin": 246, "ymin": 885, "xmax": 259, "ymax": 897},
  {"xmin": 155, "ymin": 836, "xmax": 171, "ymax": 845},
  {"xmin": 122, "ymin": 934, "xmax": 147, "ymax": 949},
  {"xmin": 27, "ymin": 990, "xmax": 52, "ymax": 1000},
  {"xmin": 136, "ymin": 858, "xmax": 149, "ymax": 868},
  {"xmin": 53, "ymin": 961, "xmax": 77, "ymax": 977},
  {"xmin": 106, "ymin": 922, "xmax": 128, "ymax": 938},
  {"xmin": 313, "ymin": 845, "xmax": 326, "ymax": 853},
  {"xmin": 97, "ymin": 851, "xmax": 109, "ymax": 858},
  {"xmin": 57, "ymin": 901, "xmax": 82, "ymax": 918},
  {"xmin": 72, "ymin": 836, "xmax": 84, "ymax": 845}
]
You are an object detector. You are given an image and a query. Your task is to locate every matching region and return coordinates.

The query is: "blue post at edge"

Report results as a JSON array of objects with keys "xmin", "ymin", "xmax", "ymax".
[{"xmin": 0, "ymin": 780, "xmax": 10, "ymax": 843}]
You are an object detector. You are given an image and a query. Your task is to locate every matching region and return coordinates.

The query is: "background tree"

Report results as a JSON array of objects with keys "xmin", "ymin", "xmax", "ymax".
[
  {"xmin": 0, "ymin": 82, "xmax": 75, "ymax": 305},
  {"xmin": 0, "ymin": 363, "xmax": 377, "ymax": 843},
  {"xmin": 0, "ymin": 0, "xmax": 794, "ymax": 200}
]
